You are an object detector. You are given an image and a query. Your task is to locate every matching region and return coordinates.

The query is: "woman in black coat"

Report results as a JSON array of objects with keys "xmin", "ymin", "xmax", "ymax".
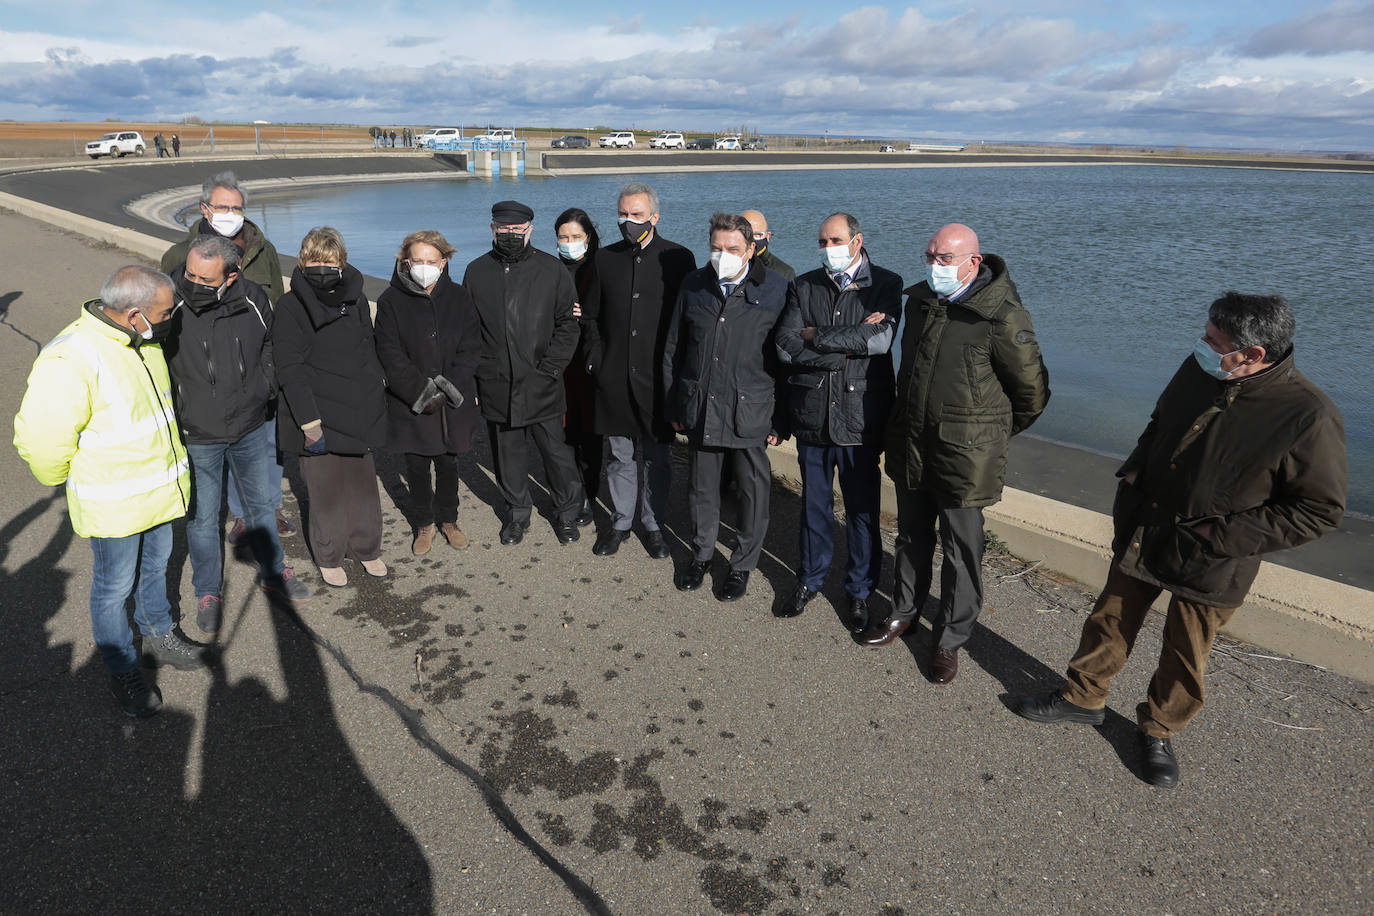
[
  {"xmin": 555, "ymin": 207, "xmax": 601, "ymax": 526},
  {"xmin": 374, "ymin": 230, "xmax": 481, "ymax": 555},
  {"xmin": 273, "ymin": 226, "xmax": 388, "ymax": 588}
]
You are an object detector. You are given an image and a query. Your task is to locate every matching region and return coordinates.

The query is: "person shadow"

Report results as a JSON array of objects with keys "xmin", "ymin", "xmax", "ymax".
[{"xmin": 0, "ymin": 494, "xmax": 436, "ymax": 912}]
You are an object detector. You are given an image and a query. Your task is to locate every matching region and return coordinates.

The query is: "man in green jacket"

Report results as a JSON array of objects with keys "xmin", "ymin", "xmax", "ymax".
[
  {"xmin": 1015, "ymin": 292, "xmax": 1346, "ymax": 788},
  {"xmin": 859, "ymin": 223, "xmax": 1050, "ymax": 686},
  {"xmin": 14, "ymin": 266, "xmax": 211, "ymax": 719}
]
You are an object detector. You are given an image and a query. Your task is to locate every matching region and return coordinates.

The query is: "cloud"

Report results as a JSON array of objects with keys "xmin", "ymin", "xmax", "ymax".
[
  {"xmin": 1239, "ymin": 0, "xmax": 1374, "ymax": 57},
  {"xmin": 386, "ymin": 35, "xmax": 439, "ymax": 48}
]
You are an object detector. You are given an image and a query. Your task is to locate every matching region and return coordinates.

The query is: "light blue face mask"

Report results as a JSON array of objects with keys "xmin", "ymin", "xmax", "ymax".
[{"xmin": 1192, "ymin": 337, "xmax": 1242, "ymax": 379}]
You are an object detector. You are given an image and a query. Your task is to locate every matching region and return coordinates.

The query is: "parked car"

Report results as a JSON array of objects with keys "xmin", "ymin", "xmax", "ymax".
[
  {"xmin": 86, "ymin": 131, "xmax": 145, "ymax": 159},
  {"xmin": 649, "ymin": 132, "xmax": 686, "ymax": 149},
  {"xmin": 551, "ymin": 134, "xmax": 590, "ymax": 148},
  {"xmin": 687, "ymin": 137, "xmax": 716, "ymax": 149},
  {"xmin": 878, "ymin": 144, "xmax": 896, "ymax": 152},
  {"xmin": 741, "ymin": 137, "xmax": 767, "ymax": 151},
  {"xmin": 714, "ymin": 135, "xmax": 741, "ymax": 150},
  {"xmin": 484, "ymin": 128, "xmax": 517, "ymax": 142},
  {"xmin": 416, "ymin": 128, "xmax": 461, "ymax": 147},
  {"xmin": 599, "ymin": 131, "xmax": 637, "ymax": 148}
]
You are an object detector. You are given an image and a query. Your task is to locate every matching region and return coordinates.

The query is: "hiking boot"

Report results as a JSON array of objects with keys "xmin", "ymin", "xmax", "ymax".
[
  {"xmin": 226, "ymin": 517, "xmax": 247, "ymax": 545},
  {"xmin": 262, "ymin": 567, "xmax": 313, "ymax": 601},
  {"xmin": 413, "ymin": 524, "xmax": 436, "ymax": 555},
  {"xmin": 196, "ymin": 595, "xmax": 222, "ymax": 634},
  {"xmin": 275, "ymin": 510, "xmax": 298, "ymax": 537},
  {"xmin": 109, "ymin": 668, "xmax": 162, "ymax": 718},
  {"xmin": 439, "ymin": 522, "xmax": 469, "ymax": 550},
  {"xmin": 141, "ymin": 628, "xmax": 212, "ymax": 671}
]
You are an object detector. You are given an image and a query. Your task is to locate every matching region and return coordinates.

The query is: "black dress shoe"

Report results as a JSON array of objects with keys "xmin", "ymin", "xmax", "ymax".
[
  {"xmin": 676, "ymin": 560, "xmax": 710, "ymax": 591},
  {"xmin": 929, "ymin": 647, "xmax": 959, "ymax": 684},
  {"xmin": 593, "ymin": 528, "xmax": 631, "ymax": 555},
  {"xmin": 574, "ymin": 497, "xmax": 595, "ymax": 527},
  {"xmin": 845, "ymin": 596, "xmax": 871, "ymax": 634},
  {"xmin": 1015, "ymin": 692, "xmax": 1106, "ymax": 725},
  {"xmin": 643, "ymin": 529, "xmax": 670, "ymax": 559},
  {"xmin": 775, "ymin": 584, "xmax": 817, "ymax": 618},
  {"xmin": 1138, "ymin": 733, "xmax": 1180, "ymax": 788},
  {"xmin": 857, "ymin": 616, "xmax": 912, "ymax": 647},
  {"xmin": 554, "ymin": 519, "xmax": 580, "ymax": 544},
  {"xmin": 499, "ymin": 519, "xmax": 530, "ymax": 545},
  {"xmin": 719, "ymin": 570, "xmax": 750, "ymax": 602}
]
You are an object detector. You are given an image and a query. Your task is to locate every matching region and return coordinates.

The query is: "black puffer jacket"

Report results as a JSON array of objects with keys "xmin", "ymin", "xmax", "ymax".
[
  {"xmin": 775, "ymin": 252, "xmax": 902, "ymax": 446},
  {"xmin": 1112, "ymin": 351, "xmax": 1346, "ymax": 608},
  {"xmin": 163, "ymin": 273, "xmax": 275, "ymax": 445},
  {"xmin": 374, "ymin": 261, "xmax": 481, "ymax": 456},
  {"xmin": 662, "ymin": 259, "xmax": 788, "ymax": 449},
  {"xmin": 272, "ymin": 264, "xmax": 387, "ymax": 456},
  {"xmin": 461, "ymin": 243, "xmax": 578, "ymax": 427}
]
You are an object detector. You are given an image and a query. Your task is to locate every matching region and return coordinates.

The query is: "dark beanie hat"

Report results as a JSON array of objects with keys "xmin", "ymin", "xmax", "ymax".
[{"xmin": 491, "ymin": 200, "xmax": 534, "ymax": 224}]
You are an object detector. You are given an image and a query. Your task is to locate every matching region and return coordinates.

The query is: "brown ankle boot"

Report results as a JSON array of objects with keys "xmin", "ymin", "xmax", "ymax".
[
  {"xmin": 412, "ymin": 524, "xmax": 436, "ymax": 555},
  {"xmin": 439, "ymin": 522, "xmax": 469, "ymax": 549}
]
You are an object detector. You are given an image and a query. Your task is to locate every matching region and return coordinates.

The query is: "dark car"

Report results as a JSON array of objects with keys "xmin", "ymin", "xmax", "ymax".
[
  {"xmin": 741, "ymin": 137, "xmax": 768, "ymax": 150},
  {"xmin": 686, "ymin": 137, "xmax": 715, "ymax": 150},
  {"xmin": 552, "ymin": 135, "xmax": 590, "ymax": 149}
]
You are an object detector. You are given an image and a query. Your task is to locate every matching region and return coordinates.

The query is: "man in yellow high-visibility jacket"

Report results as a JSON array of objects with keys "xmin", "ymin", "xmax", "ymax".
[{"xmin": 14, "ymin": 265, "xmax": 209, "ymax": 718}]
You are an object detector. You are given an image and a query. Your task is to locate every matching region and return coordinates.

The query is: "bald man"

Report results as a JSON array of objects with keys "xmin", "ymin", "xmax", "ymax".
[
  {"xmin": 742, "ymin": 210, "xmax": 796, "ymax": 281},
  {"xmin": 860, "ymin": 223, "xmax": 1050, "ymax": 684}
]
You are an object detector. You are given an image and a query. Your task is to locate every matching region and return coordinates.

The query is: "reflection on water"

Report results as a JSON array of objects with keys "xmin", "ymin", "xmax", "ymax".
[{"xmin": 250, "ymin": 165, "xmax": 1374, "ymax": 514}]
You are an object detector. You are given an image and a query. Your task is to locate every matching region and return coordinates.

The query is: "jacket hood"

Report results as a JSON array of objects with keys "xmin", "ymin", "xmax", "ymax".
[
  {"xmin": 289, "ymin": 262, "xmax": 368, "ymax": 328},
  {"xmin": 83, "ymin": 298, "xmax": 144, "ymax": 348}
]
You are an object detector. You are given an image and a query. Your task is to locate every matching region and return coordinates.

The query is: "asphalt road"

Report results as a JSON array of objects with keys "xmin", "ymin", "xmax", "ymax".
[{"xmin": 1, "ymin": 207, "xmax": 1371, "ymax": 914}]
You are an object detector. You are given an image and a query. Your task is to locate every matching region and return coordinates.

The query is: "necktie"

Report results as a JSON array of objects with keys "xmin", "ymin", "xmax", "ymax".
[
  {"xmin": 834, "ymin": 272, "xmax": 851, "ymax": 290},
  {"xmin": 721, "ymin": 282, "xmax": 736, "ymax": 298}
]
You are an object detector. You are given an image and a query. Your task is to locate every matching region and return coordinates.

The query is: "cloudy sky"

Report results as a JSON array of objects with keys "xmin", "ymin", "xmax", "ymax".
[{"xmin": 2, "ymin": 0, "xmax": 1372, "ymax": 150}]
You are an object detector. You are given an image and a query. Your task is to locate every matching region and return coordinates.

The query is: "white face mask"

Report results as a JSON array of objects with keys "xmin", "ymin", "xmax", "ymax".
[
  {"xmin": 710, "ymin": 250, "xmax": 745, "ymax": 281},
  {"xmin": 557, "ymin": 240, "xmax": 587, "ymax": 261},
  {"xmin": 925, "ymin": 254, "xmax": 973, "ymax": 296},
  {"xmin": 820, "ymin": 243, "xmax": 854, "ymax": 273},
  {"xmin": 208, "ymin": 211, "xmax": 244, "ymax": 237},
  {"xmin": 409, "ymin": 262, "xmax": 442, "ymax": 288}
]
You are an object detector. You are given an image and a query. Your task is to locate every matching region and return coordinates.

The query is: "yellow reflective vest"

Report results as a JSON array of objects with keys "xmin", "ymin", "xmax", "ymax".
[{"xmin": 13, "ymin": 302, "xmax": 190, "ymax": 538}]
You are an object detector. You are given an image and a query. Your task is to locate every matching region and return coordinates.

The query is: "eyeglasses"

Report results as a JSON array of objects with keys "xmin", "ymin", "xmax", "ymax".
[
  {"xmin": 205, "ymin": 203, "xmax": 245, "ymax": 215},
  {"xmin": 923, "ymin": 251, "xmax": 973, "ymax": 266}
]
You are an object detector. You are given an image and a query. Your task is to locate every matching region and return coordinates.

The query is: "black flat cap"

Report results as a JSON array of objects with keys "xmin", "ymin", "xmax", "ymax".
[{"xmin": 491, "ymin": 200, "xmax": 534, "ymax": 224}]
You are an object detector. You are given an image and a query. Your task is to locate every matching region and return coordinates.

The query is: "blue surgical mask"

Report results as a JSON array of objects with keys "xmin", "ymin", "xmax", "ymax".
[
  {"xmin": 820, "ymin": 244, "xmax": 852, "ymax": 273},
  {"xmin": 558, "ymin": 240, "xmax": 587, "ymax": 261},
  {"xmin": 1192, "ymin": 337, "xmax": 1241, "ymax": 379}
]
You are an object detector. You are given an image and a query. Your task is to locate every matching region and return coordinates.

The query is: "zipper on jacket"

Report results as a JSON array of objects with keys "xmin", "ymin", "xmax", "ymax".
[{"xmin": 201, "ymin": 339, "xmax": 217, "ymax": 394}]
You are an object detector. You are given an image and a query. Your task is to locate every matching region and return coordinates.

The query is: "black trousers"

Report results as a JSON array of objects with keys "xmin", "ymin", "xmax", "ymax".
[
  {"xmin": 891, "ymin": 485, "xmax": 985, "ymax": 651},
  {"xmin": 688, "ymin": 444, "xmax": 770, "ymax": 572},
  {"xmin": 404, "ymin": 452, "xmax": 459, "ymax": 527},
  {"xmin": 299, "ymin": 452, "xmax": 383, "ymax": 567},
  {"xmin": 487, "ymin": 417, "xmax": 584, "ymax": 525}
]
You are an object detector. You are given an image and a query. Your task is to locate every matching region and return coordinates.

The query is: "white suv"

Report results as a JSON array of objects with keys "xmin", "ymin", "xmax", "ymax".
[
  {"xmin": 599, "ymin": 131, "xmax": 636, "ymax": 148},
  {"xmin": 649, "ymin": 132, "xmax": 685, "ymax": 149},
  {"xmin": 416, "ymin": 127, "xmax": 461, "ymax": 147},
  {"xmin": 484, "ymin": 128, "xmax": 517, "ymax": 142},
  {"xmin": 714, "ymin": 135, "xmax": 741, "ymax": 150},
  {"xmin": 86, "ymin": 131, "xmax": 146, "ymax": 159}
]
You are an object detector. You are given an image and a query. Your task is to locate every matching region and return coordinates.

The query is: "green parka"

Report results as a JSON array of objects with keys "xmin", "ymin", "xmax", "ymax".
[
  {"xmin": 160, "ymin": 218, "xmax": 285, "ymax": 303},
  {"xmin": 885, "ymin": 254, "xmax": 1050, "ymax": 507}
]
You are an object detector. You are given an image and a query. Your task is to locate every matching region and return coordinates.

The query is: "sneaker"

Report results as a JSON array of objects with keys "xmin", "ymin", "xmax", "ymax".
[
  {"xmin": 275, "ymin": 510, "xmax": 298, "ymax": 537},
  {"xmin": 226, "ymin": 517, "xmax": 247, "ymax": 545},
  {"xmin": 141, "ymin": 628, "xmax": 211, "ymax": 671},
  {"xmin": 262, "ymin": 567, "xmax": 313, "ymax": 601},
  {"xmin": 109, "ymin": 668, "xmax": 162, "ymax": 718},
  {"xmin": 439, "ymin": 522, "xmax": 469, "ymax": 550},
  {"xmin": 196, "ymin": 595, "xmax": 223, "ymax": 634}
]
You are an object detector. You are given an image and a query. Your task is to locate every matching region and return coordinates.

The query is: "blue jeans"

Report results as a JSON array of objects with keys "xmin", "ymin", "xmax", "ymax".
[
  {"xmin": 226, "ymin": 418, "xmax": 283, "ymax": 518},
  {"xmin": 797, "ymin": 441, "xmax": 883, "ymax": 598},
  {"xmin": 187, "ymin": 421, "xmax": 285, "ymax": 599},
  {"xmin": 89, "ymin": 521, "xmax": 175, "ymax": 674}
]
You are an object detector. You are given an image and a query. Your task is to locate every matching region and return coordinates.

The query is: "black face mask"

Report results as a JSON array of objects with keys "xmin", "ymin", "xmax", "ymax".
[
  {"xmin": 134, "ymin": 310, "xmax": 174, "ymax": 342},
  {"xmin": 492, "ymin": 231, "xmax": 527, "ymax": 259},
  {"xmin": 302, "ymin": 265, "xmax": 345, "ymax": 291},
  {"xmin": 178, "ymin": 276, "xmax": 223, "ymax": 310},
  {"xmin": 752, "ymin": 236, "xmax": 768, "ymax": 256},
  {"xmin": 619, "ymin": 218, "xmax": 651, "ymax": 246}
]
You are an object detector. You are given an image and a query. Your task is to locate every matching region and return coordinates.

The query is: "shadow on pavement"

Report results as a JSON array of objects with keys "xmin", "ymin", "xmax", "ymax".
[{"xmin": 0, "ymin": 498, "xmax": 435, "ymax": 913}]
